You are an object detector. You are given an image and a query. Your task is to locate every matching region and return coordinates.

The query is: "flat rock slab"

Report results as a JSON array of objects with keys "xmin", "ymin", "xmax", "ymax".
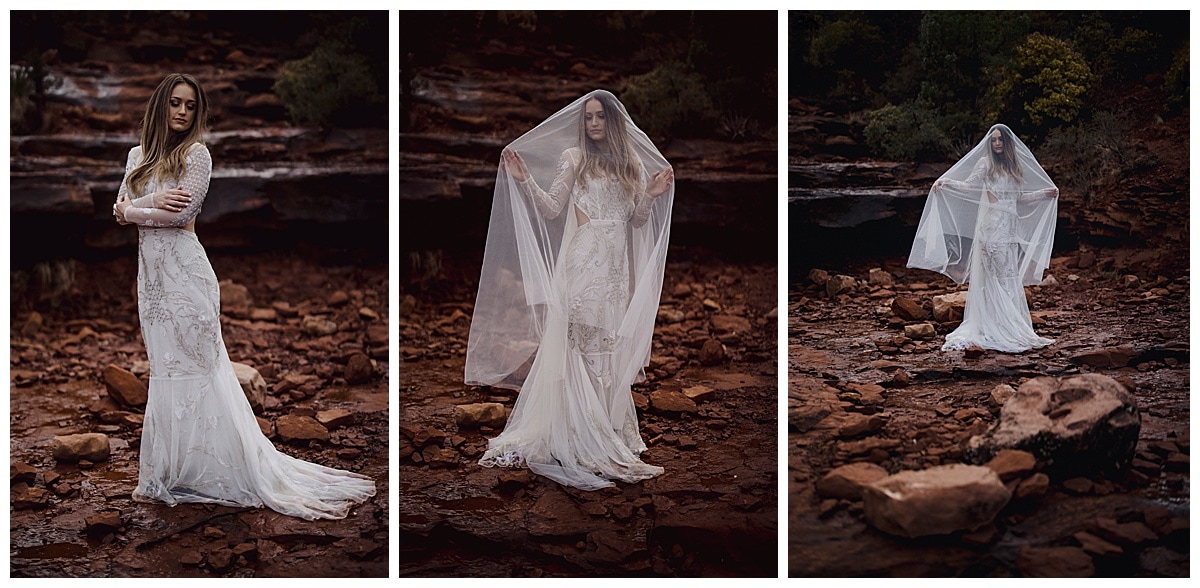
[
  {"xmin": 863, "ymin": 464, "xmax": 1011, "ymax": 538},
  {"xmin": 1016, "ymin": 545, "xmax": 1095, "ymax": 577},
  {"xmin": 816, "ymin": 462, "xmax": 888, "ymax": 500},
  {"xmin": 967, "ymin": 374, "xmax": 1140, "ymax": 474}
]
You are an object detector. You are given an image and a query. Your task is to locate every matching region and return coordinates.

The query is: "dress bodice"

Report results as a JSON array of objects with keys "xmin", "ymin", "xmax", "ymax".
[{"xmin": 572, "ymin": 175, "xmax": 634, "ymax": 222}]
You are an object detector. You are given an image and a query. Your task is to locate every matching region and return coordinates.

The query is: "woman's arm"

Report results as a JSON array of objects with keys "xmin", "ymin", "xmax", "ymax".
[
  {"xmin": 121, "ymin": 144, "xmax": 211, "ymax": 227},
  {"xmin": 509, "ymin": 149, "xmax": 575, "ymax": 220},
  {"xmin": 630, "ymin": 166, "xmax": 673, "ymax": 228},
  {"xmin": 1016, "ymin": 187, "xmax": 1059, "ymax": 202}
]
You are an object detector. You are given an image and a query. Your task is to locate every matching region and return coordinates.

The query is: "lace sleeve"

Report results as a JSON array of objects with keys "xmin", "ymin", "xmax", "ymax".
[
  {"xmin": 116, "ymin": 147, "xmax": 140, "ymax": 206},
  {"xmin": 630, "ymin": 167, "xmax": 654, "ymax": 228},
  {"xmin": 123, "ymin": 144, "xmax": 211, "ymax": 228},
  {"xmin": 517, "ymin": 149, "xmax": 576, "ymax": 219}
]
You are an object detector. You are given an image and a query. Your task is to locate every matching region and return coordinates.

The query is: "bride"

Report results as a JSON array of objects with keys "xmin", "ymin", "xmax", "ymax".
[
  {"xmin": 908, "ymin": 123, "xmax": 1059, "ymax": 353},
  {"xmin": 465, "ymin": 90, "xmax": 674, "ymax": 490},
  {"xmin": 112, "ymin": 73, "xmax": 375, "ymax": 519}
]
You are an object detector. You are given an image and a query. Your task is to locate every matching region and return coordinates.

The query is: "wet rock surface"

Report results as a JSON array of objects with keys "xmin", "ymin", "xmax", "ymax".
[
  {"xmin": 789, "ymin": 251, "xmax": 1189, "ymax": 576},
  {"xmin": 401, "ymin": 256, "xmax": 777, "ymax": 576},
  {"xmin": 10, "ymin": 252, "xmax": 388, "ymax": 577}
]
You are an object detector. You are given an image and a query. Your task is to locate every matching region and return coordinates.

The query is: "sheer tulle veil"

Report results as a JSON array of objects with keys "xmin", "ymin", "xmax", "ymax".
[
  {"xmin": 465, "ymin": 89, "xmax": 675, "ymax": 391},
  {"xmin": 907, "ymin": 123, "xmax": 1058, "ymax": 286}
]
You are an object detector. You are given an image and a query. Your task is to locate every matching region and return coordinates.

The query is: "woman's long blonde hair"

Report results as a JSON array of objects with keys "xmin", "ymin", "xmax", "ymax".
[
  {"xmin": 127, "ymin": 73, "xmax": 208, "ymax": 196},
  {"xmin": 985, "ymin": 124, "xmax": 1023, "ymax": 184},
  {"xmin": 576, "ymin": 91, "xmax": 642, "ymax": 200}
]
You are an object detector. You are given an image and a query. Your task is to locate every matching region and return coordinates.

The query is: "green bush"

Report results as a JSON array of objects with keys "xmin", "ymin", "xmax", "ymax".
[
  {"xmin": 273, "ymin": 44, "xmax": 384, "ymax": 128},
  {"xmin": 986, "ymin": 33, "xmax": 1093, "ymax": 136},
  {"xmin": 863, "ymin": 101, "xmax": 950, "ymax": 161},
  {"xmin": 622, "ymin": 61, "xmax": 716, "ymax": 137},
  {"xmin": 1164, "ymin": 42, "xmax": 1189, "ymax": 111}
]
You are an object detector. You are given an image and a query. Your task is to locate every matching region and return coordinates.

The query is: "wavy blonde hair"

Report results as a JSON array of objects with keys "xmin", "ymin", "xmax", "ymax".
[
  {"xmin": 128, "ymin": 73, "xmax": 208, "ymax": 196},
  {"xmin": 985, "ymin": 124, "xmax": 1024, "ymax": 184},
  {"xmin": 576, "ymin": 92, "xmax": 642, "ymax": 200}
]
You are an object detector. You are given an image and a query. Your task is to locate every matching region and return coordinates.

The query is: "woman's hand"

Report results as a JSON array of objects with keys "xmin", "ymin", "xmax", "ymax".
[
  {"xmin": 1046, "ymin": 187, "xmax": 1059, "ymax": 199},
  {"xmin": 150, "ymin": 187, "xmax": 192, "ymax": 212},
  {"xmin": 113, "ymin": 195, "xmax": 132, "ymax": 225},
  {"xmin": 932, "ymin": 178, "xmax": 948, "ymax": 193},
  {"xmin": 502, "ymin": 150, "xmax": 530, "ymax": 183},
  {"xmin": 647, "ymin": 167, "xmax": 674, "ymax": 198}
]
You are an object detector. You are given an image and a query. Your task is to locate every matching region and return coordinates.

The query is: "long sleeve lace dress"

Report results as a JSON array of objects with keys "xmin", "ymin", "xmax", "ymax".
[
  {"xmin": 476, "ymin": 147, "xmax": 664, "ymax": 490},
  {"xmin": 119, "ymin": 143, "xmax": 375, "ymax": 520},
  {"xmin": 941, "ymin": 158, "xmax": 1055, "ymax": 352}
]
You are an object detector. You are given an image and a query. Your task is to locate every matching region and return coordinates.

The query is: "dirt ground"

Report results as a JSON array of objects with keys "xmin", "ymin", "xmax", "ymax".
[
  {"xmin": 787, "ymin": 249, "xmax": 1189, "ymax": 576},
  {"xmin": 400, "ymin": 252, "xmax": 778, "ymax": 577},
  {"xmin": 9, "ymin": 249, "xmax": 389, "ymax": 577}
]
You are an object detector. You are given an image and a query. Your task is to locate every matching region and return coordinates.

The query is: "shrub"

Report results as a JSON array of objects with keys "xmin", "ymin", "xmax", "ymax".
[
  {"xmin": 988, "ymin": 33, "xmax": 1093, "ymax": 135},
  {"xmin": 1164, "ymin": 42, "xmax": 1189, "ymax": 111},
  {"xmin": 621, "ymin": 61, "xmax": 715, "ymax": 138},
  {"xmin": 863, "ymin": 101, "xmax": 950, "ymax": 161},
  {"xmin": 273, "ymin": 44, "xmax": 384, "ymax": 128}
]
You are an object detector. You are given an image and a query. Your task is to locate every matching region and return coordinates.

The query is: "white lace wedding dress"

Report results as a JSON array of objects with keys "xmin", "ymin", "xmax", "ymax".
[
  {"xmin": 942, "ymin": 159, "xmax": 1054, "ymax": 353},
  {"xmin": 477, "ymin": 147, "xmax": 664, "ymax": 490},
  {"xmin": 119, "ymin": 143, "xmax": 375, "ymax": 520}
]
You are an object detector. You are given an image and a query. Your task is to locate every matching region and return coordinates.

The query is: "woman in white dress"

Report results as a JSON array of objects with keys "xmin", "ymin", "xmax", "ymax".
[
  {"xmin": 908, "ymin": 123, "xmax": 1059, "ymax": 353},
  {"xmin": 112, "ymin": 73, "xmax": 375, "ymax": 519},
  {"xmin": 465, "ymin": 90, "xmax": 674, "ymax": 490}
]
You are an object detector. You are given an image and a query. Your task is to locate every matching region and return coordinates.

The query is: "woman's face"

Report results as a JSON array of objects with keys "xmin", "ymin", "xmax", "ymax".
[
  {"xmin": 584, "ymin": 98, "xmax": 607, "ymax": 143},
  {"xmin": 990, "ymin": 129, "xmax": 1004, "ymax": 154},
  {"xmin": 168, "ymin": 82, "xmax": 198, "ymax": 133}
]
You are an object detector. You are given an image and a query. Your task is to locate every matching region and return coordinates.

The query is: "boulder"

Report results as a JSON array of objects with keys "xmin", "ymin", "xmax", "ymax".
[
  {"xmin": 699, "ymin": 339, "xmax": 726, "ymax": 366},
  {"xmin": 219, "ymin": 279, "xmax": 252, "ymax": 313},
  {"xmin": 344, "ymin": 352, "xmax": 374, "ymax": 384},
  {"xmin": 868, "ymin": 268, "xmax": 894, "ymax": 287},
  {"xmin": 455, "ymin": 403, "xmax": 507, "ymax": 428},
  {"xmin": 275, "ymin": 415, "xmax": 329, "ymax": 443},
  {"xmin": 301, "ymin": 314, "xmax": 338, "ymax": 336},
  {"xmin": 903, "ymin": 323, "xmax": 936, "ymax": 340},
  {"xmin": 230, "ymin": 362, "xmax": 266, "ymax": 413},
  {"xmin": 984, "ymin": 449, "xmax": 1037, "ymax": 481},
  {"xmin": 1014, "ymin": 472, "xmax": 1050, "ymax": 499},
  {"xmin": 711, "ymin": 314, "xmax": 752, "ymax": 336},
  {"xmin": 1068, "ymin": 346, "xmax": 1138, "ymax": 369},
  {"xmin": 807, "ymin": 268, "xmax": 830, "ymax": 286},
  {"xmin": 989, "ymin": 384, "xmax": 1016, "ymax": 408},
  {"xmin": 862, "ymin": 464, "xmax": 1011, "ymax": 538},
  {"xmin": 1016, "ymin": 545, "xmax": 1095, "ymax": 577},
  {"xmin": 51, "ymin": 433, "xmax": 111, "ymax": 462},
  {"xmin": 101, "ymin": 365, "xmax": 147, "ymax": 408},
  {"xmin": 816, "ymin": 462, "xmax": 889, "ymax": 500},
  {"xmin": 650, "ymin": 389, "xmax": 699, "ymax": 414},
  {"xmin": 932, "ymin": 291, "xmax": 967, "ymax": 322},
  {"xmin": 826, "ymin": 275, "xmax": 857, "ymax": 296},
  {"xmin": 316, "ymin": 408, "xmax": 354, "ymax": 430},
  {"xmin": 891, "ymin": 296, "xmax": 928, "ymax": 321},
  {"xmin": 966, "ymin": 374, "xmax": 1141, "ymax": 474}
]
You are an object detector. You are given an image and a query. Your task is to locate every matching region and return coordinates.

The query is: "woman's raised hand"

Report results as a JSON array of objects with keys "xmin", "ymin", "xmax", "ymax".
[
  {"xmin": 1046, "ymin": 187, "xmax": 1059, "ymax": 199},
  {"xmin": 152, "ymin": 187, "xmax": 192, "ymax": 212},
  {"xmin": 502, "ymin": 150, "xmax": 529, "ymax": 183},
  {"xmin": 648, "ymin": 167, "xmax": 674, "ymax": 198}
]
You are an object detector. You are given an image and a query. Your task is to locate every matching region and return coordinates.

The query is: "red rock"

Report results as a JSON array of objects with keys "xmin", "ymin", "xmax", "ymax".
[
  {"xmin": 836, "ymin": 413, "xmax": 886, "ymax": 438},
  {"xmin": 985, "ymin": 449, "xmax": 1037, "ymax": 481},
  {"xmin": 862, "ymin": 464, "xmax": 1011, "ymax": 538},
  {"xmin": 1014, "ymin": 472, "xmax": 1050, "ymax": 499},
  {"xmin": 1016, "ymin": 545, "xmax": 1095, "ymax": 577},
  {"xmin": 255, "ymin": 416, "xmax": 273, "ymax": 437},
  {"xmin": 454, "ymin": 403, "xmax": 507, "ymax": 428},
  {"xmin": 316, "ymin": 408, "xmax": 354, "ymax": 429},
  {"xmin": 891, "ymin": 296, "xmax": 928, "ymax": 321},
  {"xmin": 826, "ymin": 275, "xmax": 857, "ymax": 296},
  {"xmin": 816, "ymin": 462, "xmax": 889, "ymax": 500},
  {"xmin": 179, "ymin": 550, "xmax": 203, "ymax": 566},
  {"xmin": 699, "ymin": 339, "xmax": 726, "ymax": 366},
  {"xmin": 526, "ymin": 490, "xmax": 593, "ymax": 536},
  {"xmin": 931, "ymin": 291, "xmax": 966, "ymax": 322},
  {"xmin": 51, "ymin": 433, "xmax": 111, "ymax": 462},
  {"xmin": 274, "ymin": 415, "xmax": 328, "ymax": 443},
  {"xmin": 12, "ymin": 485, "xmax": 50, "ymax": 509},
  {"xmin": 344, "ymin": 352, "xmax": 374, "ymax": 384},
  {"xmin": 101, "ymin": 365, "xmax": 147, "ymax": 407},
  {"xmin": 649, "ymin": 389, "xmax": 699, "ymax": 414},
  {"xmin": 868, "ymin": 268, "xmax": 894, "ymax": 287},
  {"xmin": 219, "ymin": 279, "xmax": 252, "ymax": 313},
  {"xmin": 808, "ymin": 268, "xmax": 830, "ymax": 285},
  {"xmin": 846, "ymin": 383, "xmax": 885, "ymax": 405},
  {"xmin": 1092, "ymin": 517, "xmax": 1157, "ymax": 547},
  {"xmin": 328, "ymin": 290, "xmax": 350, "ymax": 306},
  {"xmin": 1073, "ymin": 531, "xmax": 1123, "ymax": 557},
  {"xmin": 711, "ymin": 314, "xmax": 752, "ymax": 336},
  {"xmin": 963, "ymin": 346, "xmax": 986, "ymax": 359},
  {"xmin": 230, "ymin": 362, "xmax": 266, "ymax": 413},
  {"xmin": 207, "ymin": 548, "xmax": 234, "ymax": 572},
  {"xmin": 301, "ymin": 314, "xmax": 338, "ymax": 336},
  {"xmin": 232, "ymin": 542, "xmax": 258, "ymax": 562},
  {"xmin": 682, "ymin": 385, "xmax": 714, "ymax": 402},
  {"xmin": 1062, "ymin": 477, "xmax": 1093, "ymax": 494},
  {"xmin": 10, "ymin": 462, "xmax": 38, "ymax": 484},
  {"xmin": 903, "ymin": 323, "xmax": 935, "ymax": 340},
  {"xmin": 631, "ymin": 392, "xmax": 649, "ymax": 412},
  {"xmin": 1068, "ymin": 346, "xmax": 1137, "ymax": 369}
]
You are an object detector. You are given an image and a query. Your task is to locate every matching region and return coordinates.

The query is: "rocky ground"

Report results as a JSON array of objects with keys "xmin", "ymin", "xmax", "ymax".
[
  {"xmin": 9, "ymin": 250, "xmax": 389, "ymax": 577},
  {"xmin": 400, "ymin": 253, "xmax": 778, "ymax": 577},
  {"xmin": 788, "ymin": 250, "xmax": 1189, "ymax": 576}
]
